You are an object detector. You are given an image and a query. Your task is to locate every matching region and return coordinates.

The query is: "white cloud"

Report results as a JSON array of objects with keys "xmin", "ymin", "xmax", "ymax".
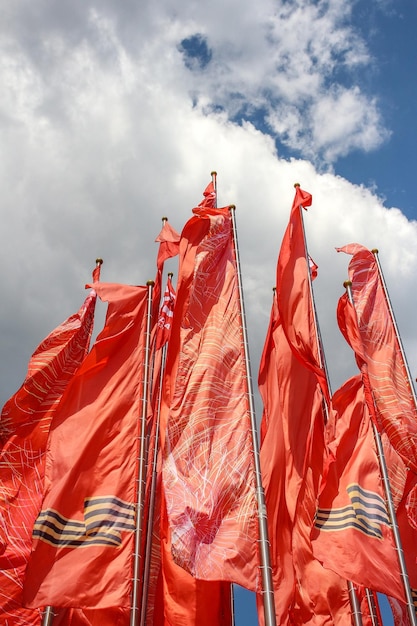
[{"xmin": 0, "ymin": 0, "xmax": 415, "ymax": 409}]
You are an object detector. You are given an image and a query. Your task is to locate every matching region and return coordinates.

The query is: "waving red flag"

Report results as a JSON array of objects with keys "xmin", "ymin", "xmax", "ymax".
[
  {"xmin": 23, "ymin": 282, "xmax": 149, "ymax": 610},
  {"xmin": 152, "ymin": 220, "xmax": 181, "ymax": 329},
  {"xmin": 155, "ymin": 273, "xmax": 176, "ymax": 351},
  {"xmin": 311, "ymin": 375, "xmax": 405, "ymax": 602},
  {"xmin": 0, "ymin": 275, "xmax": 98, "ymax": 622},
  {"xmin": 276, "ymin": 184, "xmax": 329, "ymax": 405},
  {"xmin": 161, "ymin": 199, "xmax": 260, "ymax": 592},
  {"xmin": 337, "ymin": 244, "xmax": 417, "ymax": 476},
  {"xmin": 258, "ymin": 186, "xmax": 350, "ymax": 624}
]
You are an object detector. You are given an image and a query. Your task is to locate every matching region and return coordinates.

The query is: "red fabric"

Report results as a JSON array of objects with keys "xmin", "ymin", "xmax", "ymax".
[
  {"xmin": 158, "ymin": 492, "xmax": 233, "ymax": 626},
  {"xmin": 337, "ymin": 244, "xmax": 417, "ymax": 474},
  {"xmin": 0, "ymin": 283, "xmax": 97, "ymax": 623},
  {"xmin": 52, "ymin": 607, "xmax": 129, "ymax": 625},
  {"xmin": 161, "ymin": 202, "xmax": 260, "ymax": 592},
  {"xmin": 258, "ymin": 186, "xmax": 350, "ymax": 624},
  {"xmin": 276, "ymin": 186, "xmax": 329, "ymax": 405},
  {"xmin": 155, "ymin": 222, "xmax": 181, "ymax": 269},
  {"xmin": 311, "ymin": 375, "xmax": 406, "ymax": 602},
  {"xmin": 395, "ymin": 473, "xmax": 417, "ymax": 590},
  {"xmin": 155, "ymin": 275, "xmax": 176, "ymax": 351},
  {"xmin": 309, "ymin": 255, "xmax": 318, "ymax": 280},
  {"xmin": 388, "ymin": 596, "xmax": 412, "ymax": 626},
  {"xmin": 258, "ymin": 294, "xmax": 295, "ymax": 624},
  {"xmin": 23, "ymin": 283, "xmax": 149, "ymax": 609},
  {"xmin": 355, "ymin": 587, "xmax": 384, "ymax": 626},
  {"xmin": 153, "ymin": 221, "xmax": 180, "ymax": 330},
  {"xmin": 197, "ymin": 181, "xmax": 216, "ymax": 208}
]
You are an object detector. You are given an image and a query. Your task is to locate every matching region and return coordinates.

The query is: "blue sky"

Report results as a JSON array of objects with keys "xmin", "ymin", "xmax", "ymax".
[{"xmin": 1, "ymin": 0, "xmax": 417, "ymax": 623}]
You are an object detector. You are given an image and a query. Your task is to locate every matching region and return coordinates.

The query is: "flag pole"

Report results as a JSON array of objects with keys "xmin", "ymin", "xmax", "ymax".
[
  {"xmin": 365, "ymin": 588, "xmax": 382, "ymax": 626},
  {"xmin": 130, "ymin": 280, "xmax": 155, "ymax": 626},
  {"xmin": 295, "ymin": 184, "xmax": 363, "ymax": 625},
  {"xmin": 211, "ymin": 170, "xmax": 217, "ymax": 207},
  {"xmin": 139, "ymin": 285, "xmax": 171, "ymax": 626},
  {"xmin": 229, "ymin": 203, "xmax": 277, "ymax": 626},
  {"xmin": 345, "ymin": 280, "xmax": 417, "ymax": 626},
  {"xmin": 41, "ymin": 607, "xmax": 54, "ymax": 626},
  {"xmin": 371, "ymin": 249, "xmax": 417, "ymax": 407}
]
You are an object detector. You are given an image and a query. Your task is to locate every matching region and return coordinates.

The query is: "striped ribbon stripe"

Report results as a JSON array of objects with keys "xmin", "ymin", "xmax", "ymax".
[
  {"xmin": 33, "ymin": 496, "xmax": 135, "ymax": 548},
  {"xmin": 315, "ymin": 484, "xmax": 390, "ymax": 539}
]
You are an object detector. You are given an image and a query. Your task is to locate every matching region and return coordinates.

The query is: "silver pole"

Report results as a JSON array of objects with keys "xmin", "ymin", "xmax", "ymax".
[
  {"xmin": 139, "ymin": 341, "xmax": 167, "ymax": 626},
  {"xmin": 130, "ymin": 280, "xmax": 155, "ymax": 626},
  {"xmin": 372, "ymin": 249, "xmax": 417, "ymax": 407},
  {"xmin": 345, "ymin": 281, "xmax": 417, "ymax": 626},
  {"xmin": 365, "ymin": 588, "xmax": 380, "ymax": 626},
  {"xmin": 41, "ymin": 606, "xmax": 54, "ymax": 626},
  {"xmin": 229, "ymin": 204, "xmax": 276, "ymax": 626},
  {"xmin": 348, "ymin": 583, "xmax": 363, "ymax": 626},
  {"xmin": 211, "ymin": 170, "xmax": 217, "ymax": 207}
]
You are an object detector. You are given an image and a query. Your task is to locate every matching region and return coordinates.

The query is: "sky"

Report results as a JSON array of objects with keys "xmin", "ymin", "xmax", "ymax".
[{"xmin": 1, "ymin": 0, "xmax": 417, "ymax": 623}]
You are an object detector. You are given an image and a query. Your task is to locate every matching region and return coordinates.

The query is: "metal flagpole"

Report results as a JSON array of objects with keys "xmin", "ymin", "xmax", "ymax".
[
  {"xmin": 41, "ymin": 607, "xmax": 55, "ymax": 626},
  {"xmin": 365, "ymin": 588, "xmax": 381, "ymax": 626},
  {"xmin": 211, "ymin": 170, "xmax": 217, "ymax": 206},
  {"xmin": 296, "ymin": 185, "xmax": 363, "ymax": 625},
  {"xmin": 345, "ymin": 280, "xmax": 417, "ymax": 626},
  {"xmin": 229, "ymin": 203, "xmax": 277, "ymax": 626},
  {"xmin": 139, "ymin": 330, "xmax": 169, "ymax": 626},
  {"xmin": 130, "ymin": 280, "xmax": 155, "ymax": 626},
  {"xmin": 372, "ymin": 249, "xmax": 417, "ymax": 407}
]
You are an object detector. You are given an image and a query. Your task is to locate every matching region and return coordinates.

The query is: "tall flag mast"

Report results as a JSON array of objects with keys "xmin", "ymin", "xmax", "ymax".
[
  {"xmin": 212, "ymin": 169, "xmax": 276, "ymax": 625},
  {"xmin": 130, "ymin": 280, "xmax": 155, "ymax": 626},
  {"xmin": 228, "ymin": 200, "xmax": 277, "ymax": 626}
]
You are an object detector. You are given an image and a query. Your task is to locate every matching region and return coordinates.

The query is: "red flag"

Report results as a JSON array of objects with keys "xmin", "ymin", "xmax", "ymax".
[
  {"xmin": 161, "ymin": 199, "xmax": 260, "ymax": 592},
  {"xmin": 155, "ymin": 274, "xmax": 176, "ymax": 351},
  {"xmin": 337, "ymin": 244, "xmax": 417, "ymax": 475},
  {"xmin": 0, "ymin": 279, "xmax": 97, "ymax": 622},
  {"xmin": 158, "ymin": 493, "xmax": 233, "ymax": 626},
  {"xmin": 258, "ymin": 185, "xmax": 350, "ymax": 624},
  {"xmin": 152, "ymin": 220, "xmax": 180, "ymax": 328},
  {"xmin": 311, "ymin": 375, "xmax": 406, "ymax": 602},
  {"xmin": 257, "ymin": 293, "xmax": 294, "ymax": 624},
  {"xmin": 388, "ymin": 596, "xmax": 413, "ymax": 626},
  {"xmin": 276, "ymin": 185, "xmax": 329, "ymax": 405},
  {"xmin": 197, "ymin": 181, "xmax": 217, "ymax": 208},
  {"xmin": 23, "ymin": 282, "xmax": 149, "ymax": 609},
  {"xmin": 308, "ymin": 255, "xmax": 318, "ymax": 280}
]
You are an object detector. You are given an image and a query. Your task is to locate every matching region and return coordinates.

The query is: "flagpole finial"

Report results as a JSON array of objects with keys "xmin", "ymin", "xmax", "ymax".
[
  {"xmin": 168, "ymin": 272, "xmax": 174, "ymax": 278},
  {"xmin": 162, "ymin": 216, "xmax": 168, "ymax": 222},
  {"xmin": 211, "ymin": 171, "xmax": 217, "ymax": 177},
  {"xmin": 229, "ymin": 204, "xmax": 236, "ymax": 210},
  {"xmin": 294, "ymin": 182, "xmax": 300, "ymax": 188},
  {"xmin": 146, "ymin": 280, "xmax": 155, "ymax": 287},
  {"xmin": 372, "ymin": 248, "xmax": 379, "ymax": 254},
  {"xmin": 95, "ymin": 258, "xmax": 103, "ymax": 266},
  {"xmin": 343, "ymin": 280, "xmax": 352, "ymax": 288}
]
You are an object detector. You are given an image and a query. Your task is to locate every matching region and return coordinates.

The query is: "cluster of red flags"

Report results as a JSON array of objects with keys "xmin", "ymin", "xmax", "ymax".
[{"xmin": 1, "ymin": 180, "xmax": 417, "ymax": 626}]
